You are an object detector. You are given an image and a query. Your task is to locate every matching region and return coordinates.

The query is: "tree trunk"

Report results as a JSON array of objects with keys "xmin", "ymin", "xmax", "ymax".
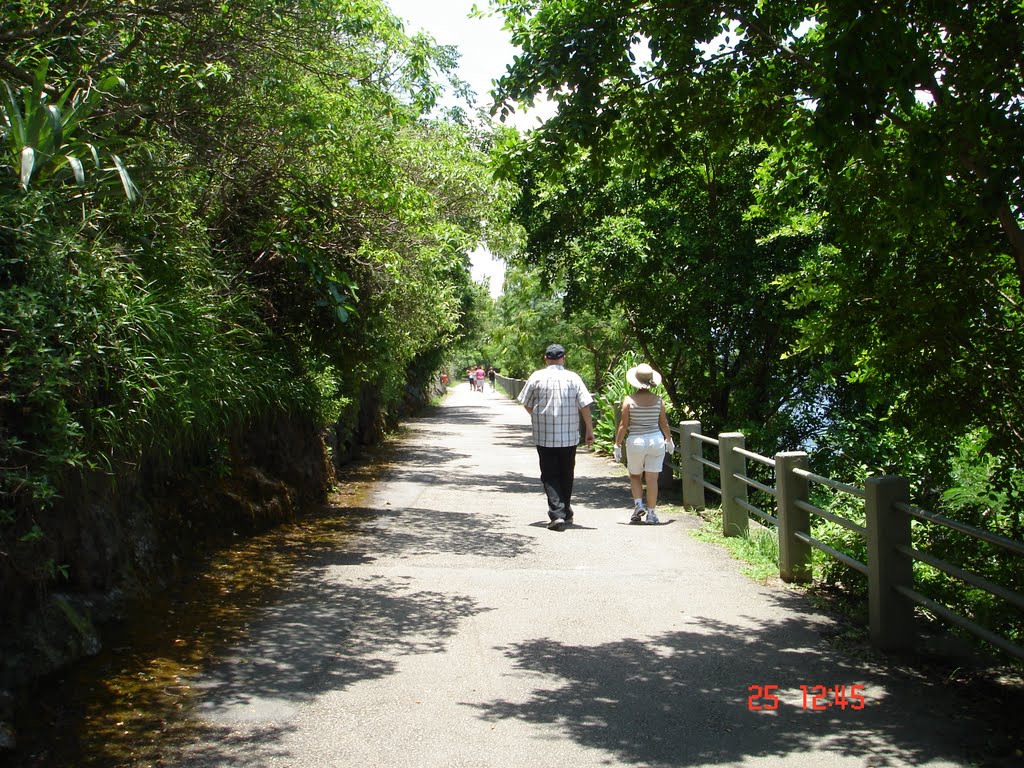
[{"xmin": 996, "ymin": 202, "xmax": 1024, "ymax": 296}]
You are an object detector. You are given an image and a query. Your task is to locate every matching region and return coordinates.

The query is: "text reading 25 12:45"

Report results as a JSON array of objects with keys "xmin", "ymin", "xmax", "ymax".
[{"xmin": 747, "ymin": 684, "xmax": 866, "ymax": 711}]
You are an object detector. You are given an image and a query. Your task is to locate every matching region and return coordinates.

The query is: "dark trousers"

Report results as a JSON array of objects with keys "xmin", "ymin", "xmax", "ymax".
[{"xmin": 537, "ymin": 445, "xmax": 578, "ymax": 521}]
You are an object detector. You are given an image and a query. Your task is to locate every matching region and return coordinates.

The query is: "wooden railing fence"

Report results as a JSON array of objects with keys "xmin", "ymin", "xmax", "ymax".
[
  {"xmin": 492, "ymin": 375, "xmax": 1024, "ymax": 661},
  {"xmin": 671, "ymin": 420, "xmax": 1024, "ymax": 662}
]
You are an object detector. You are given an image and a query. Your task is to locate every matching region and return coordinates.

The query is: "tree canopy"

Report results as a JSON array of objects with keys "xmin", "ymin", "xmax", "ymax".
[
  {"xmin": 1, "ymin": 0, "xmax": 513, "ymax": 602},
  {"xmin": 492, "ymin": 1, "xmax": 1023, "ymax": 283},
  {"xmin": 487, "ymin": 1, "xmax": 1024, "ymax": 504}
]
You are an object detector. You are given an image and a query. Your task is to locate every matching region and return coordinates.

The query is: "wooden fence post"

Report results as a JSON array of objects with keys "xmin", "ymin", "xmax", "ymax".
[
  {"xmin": 776, "ymin": 451, "xmax": 812, "ymax": 583},
  {"xmin": 680, "ymin": 421, "xmax": 704, "ymax": 510},
  {"xmin": 865, "ymin": 475, "xmax": 914, "ymax": 650},
  {"xmin": 719, "ymin": 432, "xmax": 748, "ymax": 538}
]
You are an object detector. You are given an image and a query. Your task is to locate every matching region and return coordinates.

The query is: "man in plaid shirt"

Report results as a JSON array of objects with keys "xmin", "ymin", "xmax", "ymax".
[{"xmin": 518, "ymin": 344, "xmax": 595, "ymax": 530}]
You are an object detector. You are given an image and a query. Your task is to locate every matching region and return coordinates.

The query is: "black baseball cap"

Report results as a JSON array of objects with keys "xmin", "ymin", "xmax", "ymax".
[{"xmin": 544, "ymin": 343, "xmax": 566, "ymax": 359}]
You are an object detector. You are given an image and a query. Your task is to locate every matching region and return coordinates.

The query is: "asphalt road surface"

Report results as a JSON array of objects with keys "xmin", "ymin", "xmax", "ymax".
[{"xmin": 171, "ymin": 383, "xmax": 1019, "ymax": 767}]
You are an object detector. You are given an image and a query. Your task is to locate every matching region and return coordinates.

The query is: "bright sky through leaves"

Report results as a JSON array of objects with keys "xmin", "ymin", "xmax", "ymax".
[{"xmin": 385, "ymin": 0, "xmax": 550, "ymax": 296}]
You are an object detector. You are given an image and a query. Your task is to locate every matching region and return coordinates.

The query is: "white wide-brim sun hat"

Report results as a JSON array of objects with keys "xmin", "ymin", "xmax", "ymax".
[{"xmin": 626, "ymin": 363, "xmax": 662, "ymax": 389}]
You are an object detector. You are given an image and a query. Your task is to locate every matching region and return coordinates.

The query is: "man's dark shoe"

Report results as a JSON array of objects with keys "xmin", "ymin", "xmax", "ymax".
[{"xmin": 547, "ymin": 518, "xmax": 566, "ymax": 531}]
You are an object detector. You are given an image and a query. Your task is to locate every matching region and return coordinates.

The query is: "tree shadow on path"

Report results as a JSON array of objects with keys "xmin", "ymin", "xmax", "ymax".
[
  {"xmin": 469, "ymin": 603, "xmax": 1021, "ymax": 767},
  {"xmin": 364, "ymin": 507, "xmax": 535, "ymax": 559},
  {"xmin": 171, "ymin": 504, "xmax": 497, "ymax": 767}
]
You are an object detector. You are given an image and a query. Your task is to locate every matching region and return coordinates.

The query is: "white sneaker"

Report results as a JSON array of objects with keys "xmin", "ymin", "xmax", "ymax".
[
  {"xmin": 645, "ymin": 509, "xmax": 660, "ymax": 524},
  {"xmin": 630, "ymin": 503, "xmax": 645, "ymax": 524}
]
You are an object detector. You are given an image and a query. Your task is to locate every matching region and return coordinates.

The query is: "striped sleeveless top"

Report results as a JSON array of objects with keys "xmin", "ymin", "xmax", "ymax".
[{"xmin": 628, "ymin": 398, "xmax": 662, "ymax": 434}]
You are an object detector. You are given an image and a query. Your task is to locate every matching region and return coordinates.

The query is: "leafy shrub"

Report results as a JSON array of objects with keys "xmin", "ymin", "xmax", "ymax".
[
  {"xmin": 592, "ymin": 351, "xmax": 678, "ymax": 455},
  {"xmin": 807, "ymin": 433, "xmax": 1023, "ymax": 651}
]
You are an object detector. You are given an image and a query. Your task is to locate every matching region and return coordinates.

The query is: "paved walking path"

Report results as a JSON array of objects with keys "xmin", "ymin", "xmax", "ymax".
[{"xmin": 176, "ymin": 384, "xmax": 1015, "ymax": 767}]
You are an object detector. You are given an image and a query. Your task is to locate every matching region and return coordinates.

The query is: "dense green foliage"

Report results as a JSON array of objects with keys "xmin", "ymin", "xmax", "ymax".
[
  {"xmin": 496, "ymin": 129, "xmax": 827, "ymax": 450},
  {"xmin": 483, "ymin": 264, "xmax": 630, "ymax": 387},
  {"xmin": 487, "ymin": 1, "xmax": 1024, "ymax": 652},
  {"xmin": 488, "ymin": 0, "xmax": 1024, "ymax": 478},
  {"xmin": 1, "ymin": 0, "xmax": 510, "ymax": 599}
]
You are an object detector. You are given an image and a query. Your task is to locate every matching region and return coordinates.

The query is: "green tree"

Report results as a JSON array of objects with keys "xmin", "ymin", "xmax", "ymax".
[
  {"xmin": 487, "ymin": 264, "xmax": 630, "ymax": 387},
  {"xmin": 1, "ymin": 0, "xmax": 515, "ymax": 609},
  {"xmin": 489, "ymin": 0, "xmax": 1024, "ymax": 480},
  {"xmin": 491, "ymin": 1, "xmax": 1023, "ymax": 288},
  {"xmin": 498, "ymin": 124, "xmax": 823, "ymax": 448}
]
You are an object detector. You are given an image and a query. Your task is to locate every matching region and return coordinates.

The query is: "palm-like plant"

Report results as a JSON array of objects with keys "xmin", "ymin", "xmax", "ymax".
[{"xmin": 1, "ymin": 59, "xmax": 136, "ymax": 201}]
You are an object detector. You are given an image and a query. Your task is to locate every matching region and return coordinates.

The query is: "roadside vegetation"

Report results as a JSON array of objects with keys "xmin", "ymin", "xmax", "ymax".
[
  {"xmin": 481, "ymin": 1, "xmax": 1024, "ymax": 657},
  {"xmin": 3, "ymin": 0, "xmax": 1022, "ymax": 676},
  {"xmin": 1, "ymin": 0, "xmax": 516, "ymax": 630}
]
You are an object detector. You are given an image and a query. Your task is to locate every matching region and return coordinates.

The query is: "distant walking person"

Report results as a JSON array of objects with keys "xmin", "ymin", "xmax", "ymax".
[
  {"xmin": 613, "ymin": 363, "xmax": 674, "ymax": 524},
  {"xmin": 475, "ymin": 365, "xmax": 486, "ymax": 392},
  {"xmin": 518, "ymin": 344, "xmax": 594, "ymax": 531},
  {"xmin": 488, "ymin": 367, "xmax": 497, "ymax": 391}
]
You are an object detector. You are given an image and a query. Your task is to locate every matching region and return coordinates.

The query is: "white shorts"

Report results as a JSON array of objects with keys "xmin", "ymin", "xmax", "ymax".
[{"xmin": 627, "ymin": 432, "xmax": 666, "ymax": 474}]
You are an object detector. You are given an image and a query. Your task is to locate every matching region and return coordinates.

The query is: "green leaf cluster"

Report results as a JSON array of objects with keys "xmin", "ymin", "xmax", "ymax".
[
  {"xmin": 489, "ymin": 0, "xmax": 1024, "ymax": 650},
  {"xmin": 483, "ymin": 263, "xmax": 630, "ymax": 387},
  {"xmin": 1, "ymin": 0, "xmax": 515, "ymax": 601}
]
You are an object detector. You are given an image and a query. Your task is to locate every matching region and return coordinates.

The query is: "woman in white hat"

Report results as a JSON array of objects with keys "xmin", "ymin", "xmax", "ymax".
[{"xmin": 613, "ymin": 363, "xmax": 674, "ymax": 523}]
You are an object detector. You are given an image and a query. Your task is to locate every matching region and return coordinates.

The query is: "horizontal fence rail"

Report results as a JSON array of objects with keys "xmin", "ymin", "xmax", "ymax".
[
  {"xmin": 672, "ymin": 420, "xmax": 1024, "ymax": 662},
  {"xmin": 495, "ymin": 374, "xmax": 525, "ymax": 400},
  {"xmin": 898, "ymin": 503, "xmax": 1024, "ymax": 556},
  {"xmin": 793, "ymin": 467, "xmax": 866, "ymax": 499}
]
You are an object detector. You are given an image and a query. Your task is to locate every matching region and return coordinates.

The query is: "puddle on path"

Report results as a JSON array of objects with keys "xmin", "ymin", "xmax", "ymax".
[{"xmin": 7, "ymin": 458, "xmax": 391, "ymax": 768}]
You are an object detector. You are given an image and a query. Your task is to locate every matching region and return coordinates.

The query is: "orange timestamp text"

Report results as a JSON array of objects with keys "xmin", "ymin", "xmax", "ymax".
[{"xmin": 747, "ymin": 684, "xmax": 867, "ymax": 711}]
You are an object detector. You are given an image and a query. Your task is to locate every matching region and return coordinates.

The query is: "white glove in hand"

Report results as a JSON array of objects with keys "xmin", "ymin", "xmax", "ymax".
[
  {"xmin": 613, "ymin": 444, "xmax": 622, "ymax": 463},
  {"xmin": 666, "ymin": 439, "xmax": 676, "ymax": 455}
]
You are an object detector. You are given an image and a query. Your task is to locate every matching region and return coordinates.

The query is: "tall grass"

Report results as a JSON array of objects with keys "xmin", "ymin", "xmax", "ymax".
[
  {"xmin": 0, "ymin": 199, "xmax": 332, "ymax": 584},
  {"xmin": 690, "ymin": 507, "xmax": 782, "ymax": 582}
]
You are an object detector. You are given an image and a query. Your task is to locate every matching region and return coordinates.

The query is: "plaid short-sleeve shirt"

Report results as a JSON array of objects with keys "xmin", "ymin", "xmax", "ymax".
[{"xmin": 518, "ymin": 365, "xmax": 594, "ymax": 448}]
